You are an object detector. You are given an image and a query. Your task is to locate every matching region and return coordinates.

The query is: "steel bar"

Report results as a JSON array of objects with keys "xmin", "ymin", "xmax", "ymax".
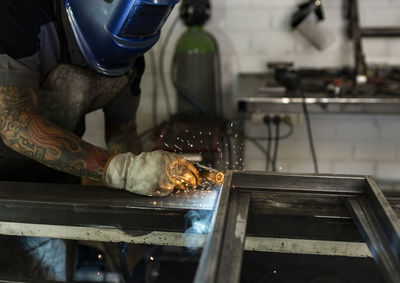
[
  {"xmin": 365, "ymin": 177, "xmax": 400, "ymax": 260},
  {"xmin": 232, "ymin": 171, "xmax": 366, "ymax": 195},
  {"xmin": 361, "ymin": 27, "xmax": 400, "ymax": 37},
  {"xmin": 345, "ymin": 197, "xmax": 400, "ymax": 283},
  {"xmin": 0, "ymin": 221, "xmax": 372, "ymax": 257},
  {"xmin": 193, "ymin": 171, "xmax": 233, "ymax": 283},
  {"xmin": 350, "ymin": 0, "xmax": 368, "ymax": 82},
  {"xmin": 216, "ymin": 192, "xmax": 250, "ymax": 283},
  {"xmin": 194, "ymin": 171, "xmax": 251, "ymax": 283},
  {"xmin": 0, "ymin": 181, "xmax": 217, "ymax": 231},
  {"xmin": 244, "ymin": 237, "xmax": 371, "ymax": 258}
]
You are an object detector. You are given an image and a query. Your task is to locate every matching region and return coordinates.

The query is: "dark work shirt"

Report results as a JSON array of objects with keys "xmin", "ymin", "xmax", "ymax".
[{"xmin": 0, "ymin": 0, "xmax": 86, "ymax": 89}]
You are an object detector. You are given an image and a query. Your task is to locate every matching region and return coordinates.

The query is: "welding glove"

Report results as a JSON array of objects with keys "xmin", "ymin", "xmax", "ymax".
[{"xmin": 104, "ymin": 150, "xmax": 200, "ymax": 197}]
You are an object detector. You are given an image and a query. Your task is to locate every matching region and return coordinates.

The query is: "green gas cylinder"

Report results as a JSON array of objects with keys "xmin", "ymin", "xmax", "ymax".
[{"xmin": 172, "ymin": 3, "xmax": 220, "ymax": 115}]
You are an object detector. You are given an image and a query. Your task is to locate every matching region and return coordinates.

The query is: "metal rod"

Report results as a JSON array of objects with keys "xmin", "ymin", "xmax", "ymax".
[
  {"xmin": 232, "ymin": 171, "xmax": 366, "ymax": 195},
  {"xmin": 345, "ymin": 197, "xmax": 400, "ymax": 283},
  {"xmin": 194, "ymin": 171, "xmax": 233, "ymax": 283},
  {"xmin": 216, "ymin": 192, "xmax": 251, "ymax": 283},
  {"xmin": 350, "ymin": 0, "xmax": 368, "ymax": 83},
  {"xmin": 365, "ymin": 177, "xmax": 400, "ymax": 260},
  {"xmin": 361, "ymin": 27, "xmax": 400, "ymax": 37},
  {"xmin": 0, "ymin": 181, "xmax": 217, "ymax": 231}
]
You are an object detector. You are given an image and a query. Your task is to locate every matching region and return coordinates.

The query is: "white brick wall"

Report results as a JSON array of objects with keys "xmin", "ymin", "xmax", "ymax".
[{"xmin": 83, "ymin": 0, "xmax": 400, "ymax": 182}]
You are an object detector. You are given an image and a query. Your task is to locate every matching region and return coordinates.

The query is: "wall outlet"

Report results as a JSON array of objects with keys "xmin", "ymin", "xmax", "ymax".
[{"xmin": 250, "ymin": 112, "xmax": 303, "ymax": 125}]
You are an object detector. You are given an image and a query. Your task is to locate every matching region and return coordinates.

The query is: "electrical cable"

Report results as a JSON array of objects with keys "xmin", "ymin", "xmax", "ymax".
[
  {"xmin": 302, "ymin": 98, "xmax": 319, "ymax": 173},
  {"xmin": 210, "ymin": 33, "xmax": 224, "ymax": 116},
  {"xmin": 271, "ymin": 116, "xmax": 281, "ymax": 172},
  {"xmin": 247, "ymin": 122, "xmax": 294, "ymax": 140},
  {"xmin": 159, "ymin": 16, "xmax": 180, "ymax": 118},
  {"xmin": 244, "ymin": 136, "xmax": 268, "ymax": 157},
  {"xmin": 264, "ymin": 116, "xmax": 272, "ymax": 171},
  {"xmin": 224, "ymin": 118, "xmax": 294, "ymax": 162},
  {"xmin": 173, "ymin": 86, "xmax": 210, "ymax": 113},
  {"xmin": 150, "ymin": 50, "xmax": 158, "ymax": 127},
  {"xmin": 228, "ymin": 122, "xmax": 293, "ymax": 141},
  {"xmin": 267, "ymin": 123, "xmax": 273, "ymax": 171}
]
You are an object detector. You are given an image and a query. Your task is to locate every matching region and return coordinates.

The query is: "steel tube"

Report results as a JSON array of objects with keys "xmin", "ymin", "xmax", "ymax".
[
  {"xmin": 0, "ymin": 181, "xmax": 217, "ymax": 231},
  {"xmin": 216, "ymin": 192, "xmax": 250, "ymax": 283},
  {"xmin": 232, "ymin": 171, "xmax": 366, "ymax": 195},
  {"xmin": 365, "ymin": 177, "xmax": 400, "ymax": 260},
  {"xmin": 194, "ymin": 171, "xmax": 233, "ymax": 283},
  {"xmin": 345, "ymin": 197, "xmax": 400, "ymax": 283},
  {"xmin": 361, "ymin": 27, "xmax": 400, "ymax": 37}
]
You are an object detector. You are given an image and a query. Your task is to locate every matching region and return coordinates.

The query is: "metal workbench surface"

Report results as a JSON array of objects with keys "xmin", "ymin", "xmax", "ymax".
[{"xmin": 236, "ymin": 73, "xmax": 400, "ymax": 114}]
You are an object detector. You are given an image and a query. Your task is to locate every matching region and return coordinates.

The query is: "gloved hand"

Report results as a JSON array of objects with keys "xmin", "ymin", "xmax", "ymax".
[{"xmin": 104, "ymin": 150, "xmax": 200, "ymax": 197}]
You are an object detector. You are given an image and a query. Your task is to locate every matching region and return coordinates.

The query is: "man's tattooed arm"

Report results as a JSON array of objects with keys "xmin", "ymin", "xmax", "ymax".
[{"xmin": 0, "ymin": 86, "xmax": 112, "ymax": 182}]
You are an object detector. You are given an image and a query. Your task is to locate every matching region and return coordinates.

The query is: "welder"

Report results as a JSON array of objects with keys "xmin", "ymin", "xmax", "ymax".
[
  {"xmin": 0, "ymin": 0, "xmax": 200, "ymax": 195},
  {"xmin": 0, "ymin": 0, "xmax": 200, "ymax": 280}
]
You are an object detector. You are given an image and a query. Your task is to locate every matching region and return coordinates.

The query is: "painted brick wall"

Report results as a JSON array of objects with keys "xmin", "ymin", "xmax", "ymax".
[
  {"xmin": 83, "ymin": 0, "xmax": 400, "ymax": 181},
  {"xmin": 243, "ymin": 114, "xmax": 400, "ymax": 181}
]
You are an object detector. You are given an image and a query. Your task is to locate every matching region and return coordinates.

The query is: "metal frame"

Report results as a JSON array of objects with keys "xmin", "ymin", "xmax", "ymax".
[
  {"xmin": 194, "ymin": 171, "xmax": 400, "ymax": 283},
  {"xmin": 0, "ymin": 173, "xmax": 399, "ymax": 282}
]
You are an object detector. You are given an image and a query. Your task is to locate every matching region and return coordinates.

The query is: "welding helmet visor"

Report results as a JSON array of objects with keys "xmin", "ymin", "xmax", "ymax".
[{"xmin": 64, "ymin": 0, "xmax": 179, "ymax": 76}]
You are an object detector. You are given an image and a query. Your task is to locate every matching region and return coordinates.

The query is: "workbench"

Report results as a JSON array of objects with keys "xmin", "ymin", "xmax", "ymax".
[{"xmin": 236, "ymin": 73, "xmax": 400, "ymax": 114}]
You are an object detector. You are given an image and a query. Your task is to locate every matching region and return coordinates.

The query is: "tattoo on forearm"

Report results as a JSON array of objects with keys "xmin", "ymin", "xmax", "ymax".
[{"xmin": 0, "ymin": 86, "xmax": 111, "ymax": 181}]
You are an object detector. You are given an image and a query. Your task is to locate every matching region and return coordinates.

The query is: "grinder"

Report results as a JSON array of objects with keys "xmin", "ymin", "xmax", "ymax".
[{"xmin": 194, "ymin": 163, "xmax": 224, "ymax": 186}]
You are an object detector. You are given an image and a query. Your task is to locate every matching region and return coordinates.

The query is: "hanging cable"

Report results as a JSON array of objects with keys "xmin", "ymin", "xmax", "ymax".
[
  {"xmin": 271, "ymin": 116, "xmax": 281, "ymax": 172},
  {"xmin": 225, "ymin": 117, "xmax": 294, "ymax": 165},
  {"xmin": 150, "ymin": 50, "xmax": 158, "ymax": 127},
  {"xmin": 210, "ymin": 34, "xmax": 224, "ymax": 116},
  {"xmin": 302, "ymin": 98, "xmax": 319, "ymax": 173},
  {"xmin": 246, "ymin": 122, "xmax": 294, "ymax": 141},
  {"xmin": 263, "ymin": 116, "xmax": 272, "ymax": 171},
  {"xmin": 159, "ymin": 16, "xmax": 180, "ymax": 118}
]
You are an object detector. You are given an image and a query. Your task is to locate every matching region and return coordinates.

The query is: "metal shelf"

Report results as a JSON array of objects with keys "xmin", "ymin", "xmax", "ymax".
[{"xmin": 236, "ymin": 73, "xmax": 400, "ymax": 114}]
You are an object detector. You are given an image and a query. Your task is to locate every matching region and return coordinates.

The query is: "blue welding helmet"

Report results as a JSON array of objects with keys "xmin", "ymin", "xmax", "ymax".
[{"xmin": 64, "ymin": 0, "xmax": 179, "ymax": 76}]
